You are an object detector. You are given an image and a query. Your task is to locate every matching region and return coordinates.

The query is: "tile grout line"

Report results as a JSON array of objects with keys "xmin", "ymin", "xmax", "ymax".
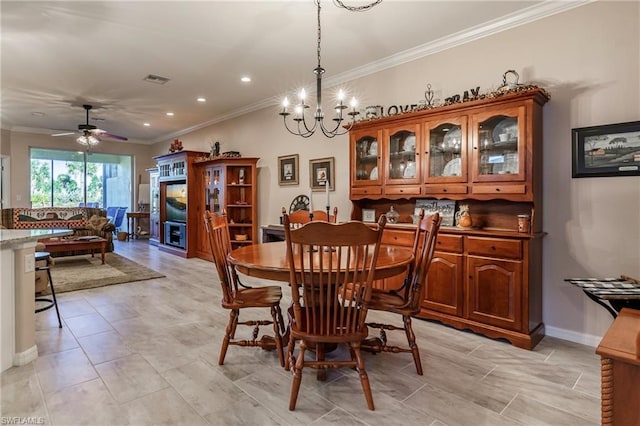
[{"xmin": 499, "ymin": 392, "xmax": 519, "ymax": 416}]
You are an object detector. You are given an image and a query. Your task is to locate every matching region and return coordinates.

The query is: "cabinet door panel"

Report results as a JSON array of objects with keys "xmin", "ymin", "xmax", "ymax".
[
  {"xmin": 423, "ymin": 252, "xmax": 464, "ymax": 316},
  {"xmin": 352, "ymin": 129, "xmax": 383, "ymax": 187},
  {"xmin": 424, "ymin": 117, "xmax": 468, "ymax": 183},
  {"xmin": 384, "ymin": 124, "xmax": 420, "ymax": 185},
  {"xmin": 471, "ymin": 105, "xmax": 526, "ymax": 183},
  {"xmin": 466, "ymin": 257, "xmax": 522, "ymax": 331}
]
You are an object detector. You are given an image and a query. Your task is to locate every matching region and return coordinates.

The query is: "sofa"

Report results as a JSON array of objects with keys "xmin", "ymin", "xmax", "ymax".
[{"xmin": 0, "ymin": 207, "xmax": 115, "ymax": 257}]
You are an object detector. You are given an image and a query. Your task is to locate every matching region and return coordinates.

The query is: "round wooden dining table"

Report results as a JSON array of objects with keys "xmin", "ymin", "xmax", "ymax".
[{"xmin": 228, "ymin": 241, "xmax": 414, "ymax": 283}]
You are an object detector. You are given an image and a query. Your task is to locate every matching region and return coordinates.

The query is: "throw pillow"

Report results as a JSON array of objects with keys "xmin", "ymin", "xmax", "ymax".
[{"xmin": 88, "ymin": 214, "xmax": 109, "ymax": 231}]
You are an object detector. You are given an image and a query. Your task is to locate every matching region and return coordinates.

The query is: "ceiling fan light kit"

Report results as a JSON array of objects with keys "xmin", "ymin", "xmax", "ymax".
[
  {"xmin": 279, "ymin": 0, "xmax": 382, "ymax": 139},
  {"xmin": 53, "ymin": 104, "xmax": 128, "ymax": 146}
]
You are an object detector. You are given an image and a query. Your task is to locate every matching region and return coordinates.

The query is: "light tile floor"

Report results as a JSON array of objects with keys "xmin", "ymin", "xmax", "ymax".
[{"xmin": 1, "ymin": 240, "xmax": 602, "ymax": 425}]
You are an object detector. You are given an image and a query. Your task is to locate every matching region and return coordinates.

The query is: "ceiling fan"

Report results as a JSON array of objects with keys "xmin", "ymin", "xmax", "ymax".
[{"xmin": 52, "ymin": 104, "xmax": 128, "ymax": 146}]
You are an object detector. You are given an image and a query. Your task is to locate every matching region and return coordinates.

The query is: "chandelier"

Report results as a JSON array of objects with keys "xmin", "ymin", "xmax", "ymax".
[
  {"xmin": 279, "ymin": 0, "xmax": 382, "ymax": 138},
  {"xmin": 76, "ymin": 130, "xmax": 100, "ymax": 147}
]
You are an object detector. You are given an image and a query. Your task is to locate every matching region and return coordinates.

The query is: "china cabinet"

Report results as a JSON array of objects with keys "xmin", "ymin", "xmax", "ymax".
[
  {"xmin": 349, "ymin": 88, "xmax": 549, "ymax": 349},
  {"xmin": 193, "ymin": 157, "xmax": 259, "ymax": 261}
]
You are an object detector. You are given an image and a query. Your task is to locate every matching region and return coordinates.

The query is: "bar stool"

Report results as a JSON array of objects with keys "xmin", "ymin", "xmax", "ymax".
[{"xmin": 34, "ymin": 252, "xmax": 62, "ymax": 328}]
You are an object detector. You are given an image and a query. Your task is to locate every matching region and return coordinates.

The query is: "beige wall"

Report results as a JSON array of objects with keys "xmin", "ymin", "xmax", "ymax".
[
  {"xmin": 5, "ymin": 131, "xmax": 156, "ymax": 208},
  {"xmin": 152, "ymin": 1, "xmax": 640, "ymax": 344},
  {"xmin": 6, "ymin": 2, "xmax": 639, "ymax": 344}
]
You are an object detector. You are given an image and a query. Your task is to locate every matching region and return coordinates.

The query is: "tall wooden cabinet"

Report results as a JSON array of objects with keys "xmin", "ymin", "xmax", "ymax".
[
  {"xmin": 193, "ymin": 157, "xmax": 259, "ymax": 261},
  {"xmin": 153, "ymin": 150, "xmax": 207, "ymax": 258},
  {"xmin": 349, "ymin": 88, "xmax": 549, "ymax": 349}
]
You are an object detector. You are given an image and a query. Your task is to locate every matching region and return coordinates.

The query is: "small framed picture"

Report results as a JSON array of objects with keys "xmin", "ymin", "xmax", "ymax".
[
  {"xmin": 572, "ymin": 121, "xmax": 640, "ymax": 178},
  {"xmin": 362, "ymin": 208, "xmax": 376, "ymax": 223},
  {"xmin": 278, "ymin": 154, "xmax": 299, "ymax": 186},
  {"xmin": 309, "ymin": 157, "xmax": 335, "ymax": 191}
]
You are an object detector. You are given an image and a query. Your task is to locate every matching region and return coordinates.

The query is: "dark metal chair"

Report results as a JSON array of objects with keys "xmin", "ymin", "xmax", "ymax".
[{"xmin": 34, "ymin": 251, "xmax": 62, "ymax": 328}]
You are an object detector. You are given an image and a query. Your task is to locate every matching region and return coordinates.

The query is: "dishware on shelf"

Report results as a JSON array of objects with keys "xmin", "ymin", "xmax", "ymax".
[
  {"xmin": 442, "ymin": 157, "xmax": 461, "ymax": 176},
  {"xmin": 403, "ymin": 161, "xmax": 416, "ymax": 178},
  {"xmin": 368, "ymin": 141, "xmax": 378, "ymax": 156},
  {"xmin": 404, "ymin": 135, "xmax": 416, "ymax": 152},
  {"xmin": 492, "ymin": 118, "xmax": 518, "ymax": 143},
  {"xmin": 443, "ymin": 128, "xmax": 462, "ymax": 150},
  {"xmin": 369, "ymin": 166, "xmax": 378, "ymax": 180}
]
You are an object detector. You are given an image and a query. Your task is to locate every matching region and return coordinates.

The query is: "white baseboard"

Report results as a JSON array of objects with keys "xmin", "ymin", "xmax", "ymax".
[
  {"xmin": 14, "ymin": 345, "xmax": 38, "ymax": 366},
  {"xmin": 545, "ymin": 325, "xmax": 603, "ymax": 348}
]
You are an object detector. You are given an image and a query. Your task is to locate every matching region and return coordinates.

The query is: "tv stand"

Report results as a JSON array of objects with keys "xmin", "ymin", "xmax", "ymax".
[
  {"xmin": 154, "ymin": 150, "xmax": 207, "ymax": 258},
  {"xmin": 164, "ymin": 222, "xmax": 186, "ymax": 249}
]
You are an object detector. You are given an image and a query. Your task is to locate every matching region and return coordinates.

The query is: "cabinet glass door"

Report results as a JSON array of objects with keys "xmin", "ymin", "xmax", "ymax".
[
  {"xmin": 206, "ymin": 166, "xmax": 224, "ymax": 214},
  {"xmin": 150, "ymin": 172, "xmax": 160, "ymax": 214},
  {"xmin": 385, "ymin": 125, "xmax": 420, "ymax": 184},
  {"xmin": 471, "ymin": 106, "xmax": 526, "ymax": 182},
  {"xmin": 424, "ymin": 118, "xmax": 467, "ymax": 183},
  {"xmin": 352, "ymin": 129, "xmax": 382, "ymax": 186}
]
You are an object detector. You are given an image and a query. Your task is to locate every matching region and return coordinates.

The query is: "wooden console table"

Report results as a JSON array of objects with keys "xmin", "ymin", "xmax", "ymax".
[{"xmin": 597, "ymin": 308, "xmax": 640, "ymax": 425}]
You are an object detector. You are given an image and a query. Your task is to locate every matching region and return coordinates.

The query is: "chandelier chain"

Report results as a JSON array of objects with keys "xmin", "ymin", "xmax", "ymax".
[
  {"xmin": 316, "ymin": 0, "xmax": 322, "ymax": 68},
  {"xmin": 333, "ymin": 0, "xmax": 382, "ymax": 12}
]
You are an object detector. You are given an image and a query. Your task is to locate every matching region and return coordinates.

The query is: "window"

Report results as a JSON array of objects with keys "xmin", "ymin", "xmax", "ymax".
[{"xmin": 30, "ymin": 148, "xmax": 133, "ymax": 209}]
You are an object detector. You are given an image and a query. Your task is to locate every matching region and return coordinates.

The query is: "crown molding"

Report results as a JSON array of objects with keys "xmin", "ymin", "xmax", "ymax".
[{"xmin": 163, "ymin": 0, "xmax": 592, "ymax": 143}]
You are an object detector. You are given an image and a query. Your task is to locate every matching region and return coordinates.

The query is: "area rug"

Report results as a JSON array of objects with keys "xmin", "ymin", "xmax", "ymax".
[{"xmin": 47, "ymin": 252, "xmax": 165, "ymax": 294}]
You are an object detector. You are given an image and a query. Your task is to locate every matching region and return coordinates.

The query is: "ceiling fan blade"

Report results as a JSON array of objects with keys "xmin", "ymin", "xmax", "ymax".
[
  {"xmin": 51, "ymin": 131, "xmax": 76, "ymax": 137},
  {"xmin": 95, "ymin": 131, "xmax": 128, "ymax": 141}
]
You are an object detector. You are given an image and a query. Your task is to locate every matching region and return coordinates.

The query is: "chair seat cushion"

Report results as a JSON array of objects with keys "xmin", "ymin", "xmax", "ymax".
[{"xmin": 223, "ymin": 285, "xmax": 282, "ymax": 309}]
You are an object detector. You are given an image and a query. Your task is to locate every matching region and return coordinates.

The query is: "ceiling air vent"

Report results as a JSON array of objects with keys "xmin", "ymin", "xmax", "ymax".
[{"xmin": 143, "ymin": 74, "xmax": 170, "ymax": 84}]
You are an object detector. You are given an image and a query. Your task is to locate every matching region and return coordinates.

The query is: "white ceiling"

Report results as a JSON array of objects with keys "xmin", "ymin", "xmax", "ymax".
[{"xmin": 1, "ymin": 1, "xmax": 585, "ymax": 145}]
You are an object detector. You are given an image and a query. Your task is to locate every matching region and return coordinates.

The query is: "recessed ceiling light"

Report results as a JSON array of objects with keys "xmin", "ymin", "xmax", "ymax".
[
  {"xmin": 143, "ymin": 123, "xmax": 151, "ymax": 127},
  {"xmin": 241, "ymin": 76, "xmax": 251, "ymax": 83},
  {"xmin": 197, "ymin": 97, "xmax": 206, "ymax": 102},
  {"xmin": 31, "ymin": 112, "xmax": 45, "ymax": 117},
  {"xmin": 166, "ymin": 112, "xmax": 174, "ymax": 116}
]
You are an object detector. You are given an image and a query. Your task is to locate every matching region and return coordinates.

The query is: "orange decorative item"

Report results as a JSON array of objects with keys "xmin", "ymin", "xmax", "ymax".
[
  {"xmin": 169, "ymin": 139, "xmax": 183, "ymax": 153},
  {"xmin": 455, "ymin": 204, "xmax": 473, "ymax": 228}
]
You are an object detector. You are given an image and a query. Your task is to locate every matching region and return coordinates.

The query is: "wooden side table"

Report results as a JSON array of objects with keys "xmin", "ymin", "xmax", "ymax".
[
  {"xmin": 565, "ymin": 276, "xmax": 640, "ymax": 318},
  {"xmin": 596, "ymin": 308, "xmax": 640, "ymax": 425},
  {"xmin": 127, "ymin": 212, "xmax": 150, "ymax": 240}
]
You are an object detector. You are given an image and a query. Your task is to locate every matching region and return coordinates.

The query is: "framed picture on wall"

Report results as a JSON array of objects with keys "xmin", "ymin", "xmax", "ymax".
[
  {"xmin": 278, "ymin": 154, "xmax": 299, "ymax": 185},
  {"xmin": 572, "ymin": 121, "xmax": 640, "ymax": 178},
  {"xmin": 309, "ymin": 157, "xmax": 335, "ymax": 191}
]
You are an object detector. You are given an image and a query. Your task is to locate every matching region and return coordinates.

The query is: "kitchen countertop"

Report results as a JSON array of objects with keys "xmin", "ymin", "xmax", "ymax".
[{"xmin": 0, "ymin": 228, "xmax": 74, "ymax": 246}]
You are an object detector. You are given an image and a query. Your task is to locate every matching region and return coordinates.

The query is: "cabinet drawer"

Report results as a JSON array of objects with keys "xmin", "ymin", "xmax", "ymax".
[
  {"xmin": 435, "ymin": 234, "xmax": 463, "ymax": 253},
  {"xmin": 384, "ymin": 186, "xmax": 421, "ymax": 196},
  {"xmin": 351, "ymin": 186, "xmax": 382, "ymax": 196},
  {"xmin": 382, "ymin": 229, "xmax": 415, "ymax": 247},
  {"xmin": 467, "ymin": 237, "xmax": 522, "ymax": 259},
  {"xmin": 423, "ymin": 185, "xmax": 468, "ymax": 195},
  {"xmin": 471, "ymin": 184, "xmax": 526, "ymax": 194}
]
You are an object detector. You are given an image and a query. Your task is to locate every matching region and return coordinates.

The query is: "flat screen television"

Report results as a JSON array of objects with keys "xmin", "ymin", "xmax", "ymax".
[{"xmin": 165, "ymin": 183, "xmax": 187, "ymax": 223}]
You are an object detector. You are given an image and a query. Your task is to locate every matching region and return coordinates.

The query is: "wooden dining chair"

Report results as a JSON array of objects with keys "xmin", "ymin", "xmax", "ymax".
[
  {"xmin": 203, "ymin": 211, "xmax": 285, "ymax": 367},
  {"xmin": 282, "ymin": 207, "xmax": 338, "ymax": 225},
  {"xmin": 283, "ymin": 214, "xmax": 386, "ymax": 411},
  {"xmin": 365, "ymin": 212, "xmax": 441, "ymax": 375}
]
